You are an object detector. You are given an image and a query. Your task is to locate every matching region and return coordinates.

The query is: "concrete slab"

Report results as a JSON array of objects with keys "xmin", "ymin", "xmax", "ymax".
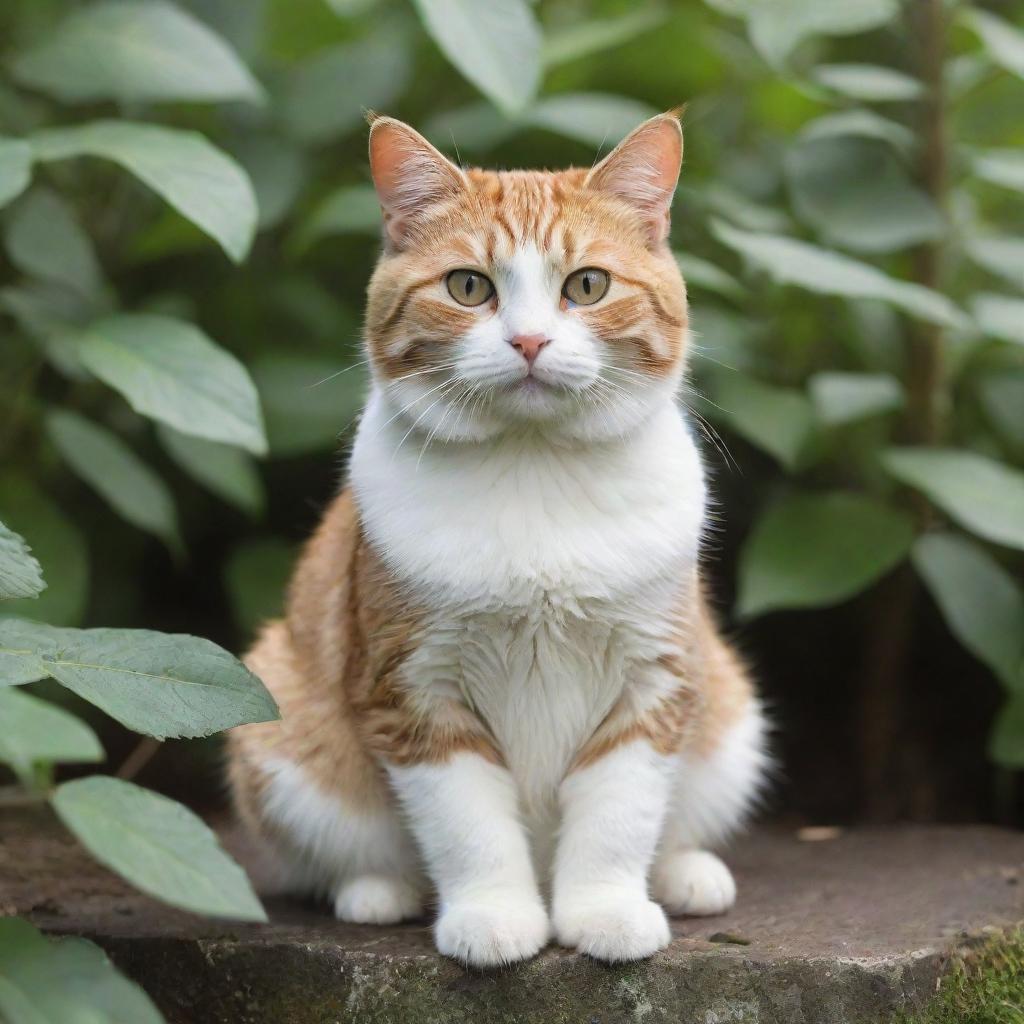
[{"xmin": 2, "ymin": 809, "xmax": 1022, "ymax": 1023}]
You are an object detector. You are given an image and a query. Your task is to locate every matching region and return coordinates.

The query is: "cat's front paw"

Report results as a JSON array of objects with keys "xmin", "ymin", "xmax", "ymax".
[
  {"xmin": 435, "ymin": 895, "xmax": 550, "ymax": 968},
  {"xmin": 652, "ymin": 849, "xmax": 736, "ymax": 916},
  {"xmin": 553, "ymin": 888, "xmax": 671, "ymax": 962}
]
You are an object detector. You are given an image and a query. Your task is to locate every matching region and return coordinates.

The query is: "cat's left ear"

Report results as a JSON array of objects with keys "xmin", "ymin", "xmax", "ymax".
[
  {"xmin": 585, "ymin": 110, "xmax": 683, "ymax": 245},
  {"xmin": 368, "ymin": 113, "xmax": 467, "ymax": 248}
]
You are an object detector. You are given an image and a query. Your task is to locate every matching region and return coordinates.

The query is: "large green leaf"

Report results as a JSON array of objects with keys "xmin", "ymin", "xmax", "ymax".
[
  {"xmin": 705, "ymin": 0, "xmax": 898, "ymax": 67},
  {"xmin": 11, "ymin": 0, "xmax": 263, "ymax": 105},
  {"xmin": 32, "ymin": 121, "xmax": 258, "ymax": 263},
  {"xmin": 543, "ymin": 8, "xmax": 666, "ymax": 67},
  {"xmin": 0, "ymin": 137, "xmax": 33, "ymax": 209},
  {"xmin": 971, "ymin": 293, "xmax": 1024, "ymax": 346},
  {"xmin": 708, "ymin": 372, "xmax": 816, "ymax": 470},
  {"xmin": 809, "ymin": 371, "xmax": 904, "ymax": 426},
  {"xmin": 963, "ymin": 8, "xmax": 1024, "ymax": 81},
  {"xmin": 0, "ymin": 918, "xmax": 164, "ymax": 1024},
  {"xmin": 3, "ymin": 187, "xmax": 104, "ymax": 298},
  {"xmin": 158, "ymin": 425, "xmax": 264, "ymax": 518},
  {"xmin": 411, "ymin": 0, "xmax": 541, "ymax": 116},
  {"xmin": 78, "ymin": 314, "xmax": 267, "ymax": 455},
  {"xmin": 423, "ymin": 101, "xmax": 519, "ymax": 154},
  {"xmin": 0, "ymin": 476, "xmax": 88, "ymax": 627},
  {"xmin": 53, "ymin": 777, "xmax": 267, "ymax": 921},
  {"xmin": 46, "ymin": 410, "xmax": 181, "ymax": 553},
  {"xmin": 711, "ymin": 219, "xmax": 967, "ymax": 328},
  {"xmin": 675, "ymin": 252, "xmax": 746, "ymax": 301},
  {"xmin": 283, "ymin": 30, "xmax": 411, "ymax": 145},
  {"xmin": 0, "ymin": 521, "xmax": 45, "ymax": 601},
  {"xmin": 297, "ymin": 184, "xmax": 381, "ymax": 249},
  {"xmin": 800, "ymin": 109, "xmax": 914, "ymax": 155},
  {"xmin": 990, "ymin": 695, "xmax": 1024, "ymax": 768},
  {"xmin": 812, "ymin": 63, "xmax": 924, "ymax": 102},
  {"xmin": 913, "ymin": 533, "xmax": 1024, "ymax": 693},
  {"xmin": 965, "ymin": 234, "xmax": 1024, "ymax": 289},
  {"xmin": 0, "ymin": 688, "xmax": 103, "ymax": 780},
  {"xmin": 0, "ymin": 619, "xmax": 51, "ymax": 686},
  {"xmin": 738, "ymin": 491, "xmax": 914, "ymax": 617},
  {"xmin": 972, "ymin": 149, "xmax": 1024, "ymax": 193},
  {"xmin": 882, "ymin": 447, "xmax": 1024, "ymax": 551},
  {"xmin": 526, "ymin": 93, "xmax": 660, "ymax": 149},
  {"xmin": 0, "ymin": 618, "xmax": 278, "ymax": 738},
  {"xmin": 979, "ymin": 372, "xmax": 1024, "ymax": 446},
  {"xmin": 786, "ymin": 137, "xmax": 942, "ymax": 253}
]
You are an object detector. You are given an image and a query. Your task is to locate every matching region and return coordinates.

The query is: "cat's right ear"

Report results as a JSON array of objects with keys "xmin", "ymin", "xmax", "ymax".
[{"xmin": 368, "ymin": 114, "xmax": 467, "ymax": 249}]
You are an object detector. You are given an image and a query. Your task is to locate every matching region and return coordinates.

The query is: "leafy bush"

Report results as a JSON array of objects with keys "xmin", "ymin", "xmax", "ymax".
[{"xmin": 1, "ymin": 0, "xmax": 1023, "ymax": 1015}]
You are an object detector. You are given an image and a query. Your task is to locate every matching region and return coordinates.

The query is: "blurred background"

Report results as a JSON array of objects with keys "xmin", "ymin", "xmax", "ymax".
[{"xmin": 2, "ymin": 0, "xmax": 1023, "ymax": 827}]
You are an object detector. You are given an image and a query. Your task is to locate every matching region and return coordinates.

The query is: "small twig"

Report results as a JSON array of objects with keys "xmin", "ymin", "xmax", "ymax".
[{"xmin": 116, "ymin": 737, "xmax": 163, "ymax": 781}]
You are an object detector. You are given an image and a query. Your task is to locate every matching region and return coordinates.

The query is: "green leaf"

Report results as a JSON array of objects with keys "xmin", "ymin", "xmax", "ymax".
[
  {"xmin": 78, "ymin": 314, "xmax": 267, "ymax": 455},
  {"xmin": 965, "ymin": 234, "xmax": 1024, "ymax": 289},
  {"xmin": 4, "ymin": 187, "xmax": 104, "ymax": 298},
  {"xmin": 812, "ymin": 63, "xmax": 924, "ymax": 102},
  {"xmin": 297, "ymin": 184, "xmax": 381, "ymax": 249},
  {"xmin": 711, "ymin": 219, "xmax": 967, "ymax": 328},
  {"xmin": 234, "ymin": 134, "xmax": 307, "ymax": 230},
  {"xmin": 0, "ymin": 619, "xmax": 51, "ymax": 686},
  {"xmin": 882, "ymin": 447, "xmax": 1024, "ymax": 551},
  {"xmin": 971, "ymin": 293, "xmax": 1024, "ymax": 346},
  {"xmin": 0, "ymin": 476, "xmax": 88, "ymax": 627},
  {"xmin": 0, "ymin": 918, "xmax": 164, "ymax": 1024},
  {"xmin": 46, "ymin": 409, "xmax": 181, "ymax": 553},
  {"xmin": 225, "ymin": 538, "xmax": 296, "ymax": 636},
  {"xmin": 253, "ymin": 354, "xmax": 367, "ymax": 456},
  {"xmin": 526, "ymin": 93, "xmax": 660, "ymax": 149},
  {"xmin": 786, "ymin": 137, "xmax": 943, "ymax": 253},
  {"xmin": 990, "ymin": 694, "xmax": 1024, "ymax": 768},
  {"xmin": 0, "ymin": 281, "xmax": 94, "ymax": 379},
  {"xmin": 0, "ymin": 618, "xmax": 278, "ymax": 738},
  {"xmin": 963, "ymin": 8, "xmax": 1024, "ymax": 81},
  {"xmin": 283, "ymin": 31, "xmax": 411, "ymax": 145},
  {"xmin": 809, "ymin": 371, "xmax": 904, "ymax": 426},
  {"xmin": 0, "ymin": 688, "xmax": 103, "ymax": 780},
  {"xmin": 0, "ymin": 521, "xmax": 45, "ymax": 601},
  {"xmin": 972, "ymin": 149, "xmax": 1024, "ymax": 194},
  {"xmin": 423, "ymin": 101, "xmax": 518, "ymax": 154},
  {"xmin": 800, "ymin": 109, "xmax": 914, "ymax": 155},
  {"xmin": 11, "ymin": 0, "xmax": 263, "ymax": 105},
  {"xmin": 706, "ymin": 0, "xmax": 898, "ymax": 67},
  {"xmin": 709, "ymin": 372, "xmax": 816, "ymax": 470},
  {"xmin": 32, "ymin": 121, "xmax": 258, "ymax": 263},
  {"xmin": 913, "ymin": 532, "xmax": 1024, "ymax": 693},
  {"xmin": 52, "ymin": 776, "xmax": 267, "ymax": 921},
  {"xmin": 543, "ymin": 8, "xmax": 667, "ymax": 66},
  {"xmin": 979, "ymin": 372, "xmax": 1024, "ymax": 446},
  {"xmin": 675, "ymin": 252, "xmax": 746, "ymax": 301},
  {"xmin": 0, "ymin": 137, "xmax": 32, "ymax": 209},
  {"xmin": 158, "ymin": 425, "xmax": 264, "ymax": 518},
  {"xmin": 411, "ymin": 0, "xmax": 541, "ymax": 116},
  {"xmin": 738, "ymin": 491, "xmax": 914, "ymax": 617}
]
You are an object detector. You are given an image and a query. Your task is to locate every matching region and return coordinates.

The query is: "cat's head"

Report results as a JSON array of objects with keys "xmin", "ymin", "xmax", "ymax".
[{"xmin": 364, "ymin": 111, "xmax": 688, "ymax": 443}]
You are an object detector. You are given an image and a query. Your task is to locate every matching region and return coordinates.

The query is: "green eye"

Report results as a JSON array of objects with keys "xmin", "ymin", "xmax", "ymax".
[
  {"xmin": 446, "ymin": 269, "xmax": 495, "ymax": 307},
  {"xmin": 563, "ymin": 268, "xmax": 610, "ymax": 306}
]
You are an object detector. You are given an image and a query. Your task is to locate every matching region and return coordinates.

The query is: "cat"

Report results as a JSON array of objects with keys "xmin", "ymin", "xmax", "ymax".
[{"xmin": 227, "ymin": 110, "xmax": 768, "ymax": 967}]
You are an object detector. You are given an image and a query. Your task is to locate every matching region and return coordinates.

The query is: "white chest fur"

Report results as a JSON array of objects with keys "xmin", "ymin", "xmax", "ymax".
[{"xmin": 350, "ymin": 392, "xmax": 707, "ymax": 811}]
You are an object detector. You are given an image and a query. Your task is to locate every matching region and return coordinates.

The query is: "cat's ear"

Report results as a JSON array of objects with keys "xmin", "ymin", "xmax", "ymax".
[
  {"xmin": 584, "ymin": 110, "xmax": 683, "ymax": 245},
  {"xmin": 368, "ymin": 113, "xmax": 467, "ymax": 248}
]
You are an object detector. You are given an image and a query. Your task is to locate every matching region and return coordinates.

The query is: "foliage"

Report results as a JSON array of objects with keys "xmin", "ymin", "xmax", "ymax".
[{"xmin": 1, "ymin": 0, "xmax": 1023, "ymax": 1009}]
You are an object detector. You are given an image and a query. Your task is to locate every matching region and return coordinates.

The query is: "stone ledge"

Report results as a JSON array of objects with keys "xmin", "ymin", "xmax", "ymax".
[{"xmin": 2, "ymin": 810, "xmax": 1022, "ymax": 1023}]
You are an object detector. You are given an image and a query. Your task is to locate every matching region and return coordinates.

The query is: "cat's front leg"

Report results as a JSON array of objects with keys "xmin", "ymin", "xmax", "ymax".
[
  {"xmin": 388, "ymin": 750, "xmax": 549, "ymax": 967},
  {"xmin": 552, "ymin": 736, "xmax": 676, "ymax": 962}
]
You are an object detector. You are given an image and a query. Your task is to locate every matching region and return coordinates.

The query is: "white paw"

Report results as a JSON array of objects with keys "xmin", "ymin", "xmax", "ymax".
[
  {"xmin": 333, "ymin": 875, "xmax": 423, "ymax": 924},
  {"xmin": 652, "ymin": 849, "xmax": 736, "ymax": 917},
  {"xmin": 434, "ymin": 894, "xmax": 550, "ymax": 968},
  {"xmin": 553, "ymin": 889, "xmax": 671, "ymax": 962}
]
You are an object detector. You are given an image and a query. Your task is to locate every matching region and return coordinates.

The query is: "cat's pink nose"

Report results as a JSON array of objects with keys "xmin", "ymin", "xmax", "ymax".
[{"xmin": 509, "ymin": 333, "xmax": 550, "ymax": 366}]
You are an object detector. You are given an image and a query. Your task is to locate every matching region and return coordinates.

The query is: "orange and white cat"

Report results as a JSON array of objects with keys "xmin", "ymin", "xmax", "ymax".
[{"xmin": 227, "ymin": 111, "xmax": 767, "ymax": 967}]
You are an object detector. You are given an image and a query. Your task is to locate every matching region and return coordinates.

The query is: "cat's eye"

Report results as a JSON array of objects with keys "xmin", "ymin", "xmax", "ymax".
[
  {"xmin": 446, "ymin": 269, "xmax": 495, "ymax": 307},
  {"xmin": 562, "ymin": 268, "xmax": 610, "ymax": 306}
]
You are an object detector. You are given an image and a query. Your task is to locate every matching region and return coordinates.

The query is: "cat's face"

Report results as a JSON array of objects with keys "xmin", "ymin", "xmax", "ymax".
[{"xmin": 364, "ymin": 113, "xmax": 688, "ymax": 443}]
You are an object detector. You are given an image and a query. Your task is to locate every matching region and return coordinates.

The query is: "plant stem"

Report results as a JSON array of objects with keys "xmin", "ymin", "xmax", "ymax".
[{"xmin": 861, "ymin": 0, "xmax": 949, "ymax": 821}]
